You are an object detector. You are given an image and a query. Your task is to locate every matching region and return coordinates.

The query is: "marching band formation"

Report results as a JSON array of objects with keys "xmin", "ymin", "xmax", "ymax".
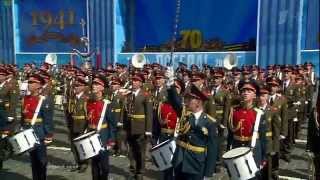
[{"xmin": 0, "ymin": 60, "xmax": 319, "ymax": 180}]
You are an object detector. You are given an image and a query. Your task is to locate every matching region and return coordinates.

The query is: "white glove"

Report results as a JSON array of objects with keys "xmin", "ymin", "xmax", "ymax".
[
  {"xmin": 219, "ymin": 124, "xmax": 226, "ymax": 129},
  {"xmin": 7, "ymin": 117, "xmax": 14, "ymax": 122},
  {"xmin": 280, "ymin": 135, "xmax": 286, "ymax": 140},
  {"xmin": 293, "ymin": 101, "xmax": 301, "ymax": 105},
  {"xmin": 117, "ymin": 122, "xmax": 123, "ymax": 127},
  {"xmin": 293, "ymin": 117, "xmax": 298, "ymax": 122},
  {"xmin": 1, "ymin": 134, "xmax": 8, "ymax": 138},
  {"xmin": 145, "ymin": 132, "xmax": 152, "ymax": 136}
]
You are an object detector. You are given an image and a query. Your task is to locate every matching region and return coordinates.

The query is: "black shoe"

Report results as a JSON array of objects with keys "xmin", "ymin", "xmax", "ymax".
[
  {"xmin": 282, "ymin": 156, "xmax": 291, "ymax": 163},
  {"xmin": 70, "ymin": 165, "xmax": 79, "ymax": 172},
  {"xmin": 129, "ymin": 166, "xmax": 135, "ymax": 173},
  {"xmin": 78, "ymin": 164, "xmax": 88, "ymax": 173},
  {"xmin": 135, "ymin": 174, "xmax": 143, "ymax": 180}
]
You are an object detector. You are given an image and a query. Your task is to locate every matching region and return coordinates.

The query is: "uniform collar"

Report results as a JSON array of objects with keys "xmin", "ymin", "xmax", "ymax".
[
  {"xmin": 134, "ymin": 88, "xmax": 141, "ymax": 97},
  {"xmin": 259, "ymin": 104, "xmax": 267, "ymax": 110},
  {"xmin": 76, "ymin": 91, "xmax": 84, "ymax": 99},
  {"xmin": 193, "ymin": 110, "xmax": 203, "ymax": 120}
]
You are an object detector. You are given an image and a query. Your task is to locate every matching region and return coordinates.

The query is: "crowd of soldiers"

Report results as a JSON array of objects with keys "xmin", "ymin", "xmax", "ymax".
[{"xmin": 0, "ymin": 60, "xmax": 319, "ymax": 180}]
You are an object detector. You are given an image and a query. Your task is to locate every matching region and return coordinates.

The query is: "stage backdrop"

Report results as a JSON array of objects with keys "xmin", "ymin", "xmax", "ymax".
[
  {"xmin": 13, "ymin": 0, "xmax": 87, "ymax": 53},
  {"xmin": 121, "ymin": 0, "xmax": 258, "ymax": 52}
]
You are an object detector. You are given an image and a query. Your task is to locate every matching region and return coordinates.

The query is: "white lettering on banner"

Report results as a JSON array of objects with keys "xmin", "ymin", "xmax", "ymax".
[
  {"xmin": 155, "ymin": 54, "xmax": 209, "ymax": 67},
  {"xmin": 118, "ymin": 52, "xmax": 257, "ymax": 69}
]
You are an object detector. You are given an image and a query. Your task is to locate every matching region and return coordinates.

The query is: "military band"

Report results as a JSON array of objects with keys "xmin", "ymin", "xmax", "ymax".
[{"xmin": 0, "ymin": 61, "xmax": 318, "ymax": 180}]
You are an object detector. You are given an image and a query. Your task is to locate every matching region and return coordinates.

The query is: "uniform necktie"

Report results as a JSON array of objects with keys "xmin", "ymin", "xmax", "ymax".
[{"xmin": 270, "ymin": 97, "xmax": 274, "ymax": 106}]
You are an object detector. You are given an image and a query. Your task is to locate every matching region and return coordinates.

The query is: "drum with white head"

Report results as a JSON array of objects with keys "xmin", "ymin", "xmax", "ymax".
[
  {"xmin": 73, "ymin": 131, "xmax": 104, "ymax": 161},
  {"xmin": 8, "ymin": 128, "xmax": 40, "ymax": 155},
  {"xmin": 150, "ymin": 139, "xmax": 176, "ymax": 171},
  {"xmin": 222, "ymin": 147, "xmax": 258, "ymax": 180}
]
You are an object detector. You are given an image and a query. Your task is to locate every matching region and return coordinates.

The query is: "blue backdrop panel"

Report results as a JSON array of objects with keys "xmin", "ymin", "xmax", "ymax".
[
  {"xmin": 117, "ymin": 52, "xmax": 256, "ymax": 69},
  {"xmin": 13, "ymin": 0, "xmax": 87, "ymax": 52},
  {"xmin": 257, "ymin": 0, "xmax": 304, "ymax": 67},
  {"xmin": 129, "ymin": 0, "xmax": 257, "ymax": 51},
  {"xmin": 304, "ymin": 0, "xmax": 319, "ymax": 50},
  {"xmin": 0, "ymin": 1, "xmax": 14, "ymax": 63},
  {"xmin": 88, "ymin": 0, "xmax": 114, "ymax": 66}
]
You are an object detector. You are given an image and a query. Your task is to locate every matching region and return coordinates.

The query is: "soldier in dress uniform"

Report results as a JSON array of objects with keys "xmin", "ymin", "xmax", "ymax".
[
  {"xmin": 206, "ymin": 70, "xmax": 231, "ymax": 172},
  {"xmin": 250, "ymin": 65, "xmax": 259, "ymax": 81},
  {"xmin": 256, "ymin": 68, "xmax": 266, "ymax": 88},
  {"xmin": 142, "ymin": 68, "xmax": 154, "ymax": 93},
  {"xmin": 182, "ymin": 70, "xmax": 192, "ymax": 93},
  {"xmin": 68, "ymin": 76, "xmax": 89, "ymax": 172},
  {"xmin": 266, "ymin": 77, "xmax": 289, "ymax": 163},
  {"xmin": 266, "ymin": 65, "xmax": 275, "ymax": 78},
  {"xmin": 190, "ymin": 72, "xmax": 208, "ymax": 92},
  {"xmin": 157, "ymin": 76, "xmax": 185, "ymax": 180},
  {"xmin": 172, "ymin": 85, "xmax": 218, "ymax": 180},
  {"xmin": 304, "ymin": 63, "xmax": 316, "ymax": 118},
  {"xmin": 22, "ymin": 74, "xmax": 54, "ymax": 180},
  {"xmin": 124, "ymin": 73, "xmax": 153, "ymax": 180},
  {"xmin": 281, "ymin": 67, "xmax": 299, "ymax": 161},
  {"xmin": 230, "ymin": 68, "xmax": 242, "ymax": 106},
  {"xmin": 87, "ymin": 76, "xmax": 116, "ymax": 180},
  {"xmin": 295, "ymin": 74, "xmax": 307, "ymax": 139},
  {"xmin": 152, "ymin": 70, "xmax": 168, "ymax": 143},
  {"xmin": 228, "ymin": 81, "xmax": 268, "ymax": 170},
  {"xmin": 0, "ymin": 67, "xmax": 18, "ymax": 170},
  {"xmin": 109, "ymin": 77, "xmax": 127, "ymax": 157},
  {"xmin": 258, "ymin": 87, "xmax": 281, "ymax": 180},
  {"xmin": 116, "ymin": 63, "xmax": 129, "ymax": 83},
  {"xmin": 275, "ymin": 65, "xmax": 283, "ymax": 80}
]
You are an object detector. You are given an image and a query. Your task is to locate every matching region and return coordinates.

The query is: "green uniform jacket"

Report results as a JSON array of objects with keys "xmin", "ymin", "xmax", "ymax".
[
  {"xmin": 69, "ymin": 92, "xmax": 89, "ymax": 134},
  {"xmin": 0, "ymin": 79, "xmax": 19, "ymax": 133},
  {"xmin": 271, "ymin": 94, "xmax": 288, "ymax": 137},
  {"xmin": 125, "ymin": 89, "xmax": 153, "ymax": 135},
  {"xmin": 110, "ymin": 91, "xmax": 125, "ymax": 126},
  {"xmin": 262, "ymin": 106, "xmax": 281, "ymax": 153},
  {"xmin": 206, "ymin": 87, "xmax": 231, "ymax": 127},
  {"xmin": 283, "ymin": 82, "xmax": 299, "ymax": 120}
]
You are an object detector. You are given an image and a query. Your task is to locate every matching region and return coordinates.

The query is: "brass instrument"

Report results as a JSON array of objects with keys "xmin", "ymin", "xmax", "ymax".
[{"xmin": 223, "ymin": 53, "xmax": 238, "ymax": 70}]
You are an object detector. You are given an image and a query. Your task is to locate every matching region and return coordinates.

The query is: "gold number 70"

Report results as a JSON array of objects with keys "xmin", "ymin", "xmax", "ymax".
[{"xmin": 180, "ymin": 30, "xmax": 202, "ymax": 49}]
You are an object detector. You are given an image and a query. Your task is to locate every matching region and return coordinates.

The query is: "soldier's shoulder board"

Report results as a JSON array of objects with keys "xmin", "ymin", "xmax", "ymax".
[{"xmin": 204, "ymin": 114, "xmax": 216, "ymax": 123}]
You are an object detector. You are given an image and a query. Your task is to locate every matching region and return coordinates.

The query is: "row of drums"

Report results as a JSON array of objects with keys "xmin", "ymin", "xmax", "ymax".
[{"xmin": 16, "ymin": 80, "xmax": 257, "ymax": 180}]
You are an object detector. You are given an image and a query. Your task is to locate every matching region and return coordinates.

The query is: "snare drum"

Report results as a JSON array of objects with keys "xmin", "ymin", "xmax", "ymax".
[
  {"xmin": 73, "ymin": 131, "xmax": 104, "ymax": 161},
  {"xmin": 222, "ymin": 147, "xmax": 258, "ymax": 180},
  {"xmin": 8, "ymin": 128, "xmax": 40, "ymax": 155},
  {"xmin": 150, "ymin": 139, "xmax": 176, "ymax": 171}
]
